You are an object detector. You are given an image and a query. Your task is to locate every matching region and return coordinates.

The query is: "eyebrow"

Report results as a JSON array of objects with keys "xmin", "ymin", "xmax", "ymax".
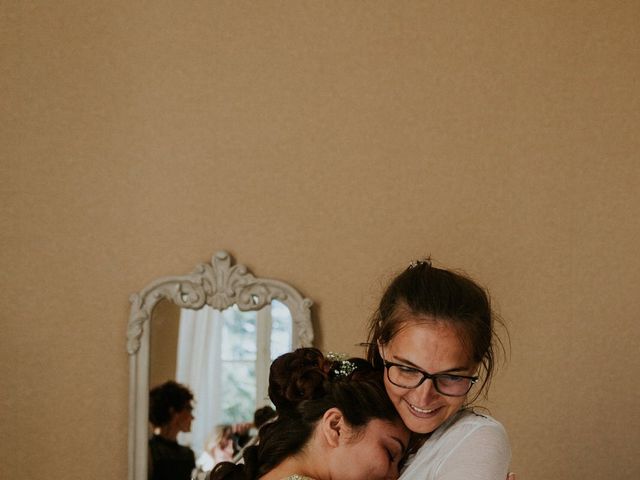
[{"xmin": 390, "ymin": 354, "xmax": 471, "ymax": 375}]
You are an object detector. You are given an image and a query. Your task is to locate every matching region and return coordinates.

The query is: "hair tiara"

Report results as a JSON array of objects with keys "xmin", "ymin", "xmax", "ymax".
[{"xmin": 326, "ymin": 351, "xmax": 358, "ymax": 378}]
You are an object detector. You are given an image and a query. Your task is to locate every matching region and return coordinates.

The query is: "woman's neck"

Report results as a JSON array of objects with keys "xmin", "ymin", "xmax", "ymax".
[{"xmin": 156, "ymin": 424, "xmax": 180, "ymax": 442}]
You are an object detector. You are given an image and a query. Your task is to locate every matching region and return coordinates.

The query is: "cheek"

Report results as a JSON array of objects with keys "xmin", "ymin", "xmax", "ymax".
[
  {"xmin": 353, "ymin": 448, "xmax": 386, "ymax": 480},
  {"xmin": 445, "ymin": 395, "xmax": 466, "ymax": 411},
  {"xmin": 383, "ymin": 378, "xmax": 404, "ymax": 404},
  {"xmin": 373, "ymin": 448, "xmax": 396, "ymax": 480},
  {"xmin": 336, "ymin": 449, "xmax": 366, "ymax": 480}
]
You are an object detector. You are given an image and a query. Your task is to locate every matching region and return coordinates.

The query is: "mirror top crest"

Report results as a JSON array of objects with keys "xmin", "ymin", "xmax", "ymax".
[{"xmin": 127, "ymin": 250, "xmax": 314, "ymax": 355}]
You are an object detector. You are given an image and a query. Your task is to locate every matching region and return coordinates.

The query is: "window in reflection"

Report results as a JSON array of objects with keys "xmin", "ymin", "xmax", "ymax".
[{"xmin": 175, "ymin": 301, "xmax": 292, "ymax": 456}]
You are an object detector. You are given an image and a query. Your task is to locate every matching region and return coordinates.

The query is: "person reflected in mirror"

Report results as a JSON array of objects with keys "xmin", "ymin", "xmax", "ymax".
[
  {"xmin": 366, "ymin": 259, "xmax": 513, "ymax": 480},
  {"xmin": 229, "ymin": 421, "xmax": 254, "ymax": 455},
  {"xmin": 211, "ymin": 348, "xmax": 410, "ymax": 480},
  {"xmin": 197, "ymin": 424, "xmax": 236, "ymax": 471},
  {"xmin": 227, "ymin": 405, "xmax": 278, "ymax": 465},
  {"xmin": 148, "ymin": 380, "xmax": 196, "ymax": 480},
  {"xmin": 252, "ymin": 406, "xmax": 276, "ymax": 431}
]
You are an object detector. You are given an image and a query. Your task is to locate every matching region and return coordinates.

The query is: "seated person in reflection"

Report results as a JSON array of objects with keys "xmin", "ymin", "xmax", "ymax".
[
  {"xmin": 227, "ymin": 406, "xmax": 278, "ymax": 463},
  {"xmin": 211, "ymin": 348, "xmax": 410, "ymax": 480},
  {"xmin": 230, "ymin": 421, "xmax": 255, "ymax": 455},
  {"xmin": 197, "ymin": 424, "xmax": 236, "ymax": 471},
  {"xmin": 235, "ymin": 406, "xmax": 277, "ymax": 452},
  {"xmin": 148, "ymin": 380, "xmax": 196, "ymax": 480}
]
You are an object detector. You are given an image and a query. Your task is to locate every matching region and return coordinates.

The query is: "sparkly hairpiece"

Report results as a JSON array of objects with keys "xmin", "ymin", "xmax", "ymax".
[
  {"xmin": 408, "ymin": 258, "xmax": 431, "ymax": 269},
  {"xmin": 326, "ymin": 351, "xmax": 358, "ymax": 378}
]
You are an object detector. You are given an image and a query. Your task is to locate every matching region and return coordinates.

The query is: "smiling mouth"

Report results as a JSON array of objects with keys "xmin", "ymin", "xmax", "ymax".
[{"xmin": 408, "ymin": 403, "xmax": 440, "ymax": 414}]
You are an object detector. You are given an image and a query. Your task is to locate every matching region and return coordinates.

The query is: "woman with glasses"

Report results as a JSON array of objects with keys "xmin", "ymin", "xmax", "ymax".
[{"xmin": 366, "ymin": 260, "xmax": 512, "ymax": 480}]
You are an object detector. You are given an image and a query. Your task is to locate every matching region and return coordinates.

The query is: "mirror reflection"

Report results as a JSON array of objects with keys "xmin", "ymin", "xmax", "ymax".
[
  {"xmin": 128, "ymin": 251, "xmax": 313, "ymax": 480},
  {"xmin": 149, "ymin": 298, "xmax": 293, "ymax": 458}
]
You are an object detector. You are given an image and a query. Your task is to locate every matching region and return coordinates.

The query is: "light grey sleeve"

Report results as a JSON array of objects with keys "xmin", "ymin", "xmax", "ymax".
[{"xmin": 434, "ymin": 423, "xmax": 511, "ymax": 480}]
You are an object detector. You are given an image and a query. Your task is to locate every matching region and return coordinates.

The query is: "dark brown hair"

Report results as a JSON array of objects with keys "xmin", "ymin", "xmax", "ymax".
[
  {"xmin": 366, "ymin": 260, "xmax": 505, "ymax": 401},
  {"xmin": 148, "ymin": 380, "xmax": 194, "ymax": 427},
  {"xmin": 211, "ymin": 348, "xmax": 402, "ymax": 480}
]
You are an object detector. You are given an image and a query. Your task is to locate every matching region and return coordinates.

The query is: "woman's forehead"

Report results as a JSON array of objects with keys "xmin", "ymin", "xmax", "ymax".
[{"xmin": 384, "ymin": 321, "xmax": 474, "ymax": 366}]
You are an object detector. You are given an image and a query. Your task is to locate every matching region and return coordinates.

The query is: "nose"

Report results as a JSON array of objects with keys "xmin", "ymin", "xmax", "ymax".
[{"xmin": 414, "ymin": 377, "xmax": 440, "ymax": 403}]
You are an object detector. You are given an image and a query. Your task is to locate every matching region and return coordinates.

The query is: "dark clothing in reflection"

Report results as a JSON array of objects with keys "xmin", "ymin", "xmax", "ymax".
[{"xmin": 148, "ymin": 435, "xmax": 195, "ymax": 480}]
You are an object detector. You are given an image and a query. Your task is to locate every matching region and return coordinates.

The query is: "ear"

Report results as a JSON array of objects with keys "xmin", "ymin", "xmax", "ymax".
[
  {"xmin": 320, "ymin": 407, "xmax": 345, "ymax": 448},
  {"xmin": 168, "ymin": 407, "xmax": 177, "ymax": 421}
]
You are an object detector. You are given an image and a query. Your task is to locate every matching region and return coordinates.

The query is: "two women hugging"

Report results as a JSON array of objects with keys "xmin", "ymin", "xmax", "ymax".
[{"xmin": 213, "ymin": 260, "xmax": 513, "ymax": 480}]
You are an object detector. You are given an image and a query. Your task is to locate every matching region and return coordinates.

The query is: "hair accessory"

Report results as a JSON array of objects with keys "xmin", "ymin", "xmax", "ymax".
[
  {"xmin": 326, "ymin": 351, "xmax": 348, "ymax": 362},
  {"xmin": 408, "ymin": 258, "xmax": 431, "ymax": 269},
  {"xmin": 326, "ymin": 352, "xmax": 358, "ymax": 378}
]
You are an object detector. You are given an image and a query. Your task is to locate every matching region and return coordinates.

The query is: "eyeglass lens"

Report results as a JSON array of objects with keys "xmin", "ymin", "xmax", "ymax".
[{"xmin": 387, "ymin": 365, "xmax": 472, "ymax": 396}]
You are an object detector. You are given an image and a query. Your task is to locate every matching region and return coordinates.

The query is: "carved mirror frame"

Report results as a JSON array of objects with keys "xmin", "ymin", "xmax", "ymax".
[{"xmin": 127, "ymin": 251, "xmax": 314, "ymax": 480}]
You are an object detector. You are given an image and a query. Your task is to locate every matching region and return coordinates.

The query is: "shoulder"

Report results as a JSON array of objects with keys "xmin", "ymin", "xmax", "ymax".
[
  {"xmin": 446, "ymin": 410, "xmax": 508, "ymax": 437},
  {"xmin": 422, "ymin": 410, "xmax": 508, "ymax": 447},
  {"xmin": 438, "ymin": 410, "xmax": 510, "ymax": 456},
  {"xmin": 400, "ymin": 411, "xmax": 511, "ymax": 480},
  {"xmin": 149, "ymin": 436, "xmax": 195, "ymax": 461}
]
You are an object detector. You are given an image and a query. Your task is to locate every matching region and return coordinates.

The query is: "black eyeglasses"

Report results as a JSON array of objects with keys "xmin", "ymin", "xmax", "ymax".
[{"xmin": 382, "ymin": 359, "xmax": 478, "ymax": 397}]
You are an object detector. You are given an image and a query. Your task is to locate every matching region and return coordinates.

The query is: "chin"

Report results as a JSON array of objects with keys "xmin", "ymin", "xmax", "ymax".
[
  {"xmin": 408, "ymin": 420, "xmax": 439, "ymax": 434},
  {"xmin": 400, "ymin": 411, "xmax": 443, "ymax": 434}
]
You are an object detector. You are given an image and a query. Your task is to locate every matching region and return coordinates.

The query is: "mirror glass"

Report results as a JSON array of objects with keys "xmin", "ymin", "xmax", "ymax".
[
  {"xmin": 149, "ymin": 298, "xmax": 293, "ymax": 456},
  {"xmin": 127, "ymin": 251, "xmax": 313, "ymax": 480}
]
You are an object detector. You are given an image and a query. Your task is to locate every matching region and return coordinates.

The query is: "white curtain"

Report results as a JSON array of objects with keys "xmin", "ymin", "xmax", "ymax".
[{"xmin": 175, "ymin": 306, "xmax": 223, "ymax": 456}]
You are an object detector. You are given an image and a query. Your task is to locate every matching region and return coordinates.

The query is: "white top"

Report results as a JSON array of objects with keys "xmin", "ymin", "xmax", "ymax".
[{"xmin": 400, "ymin": 410, "xmax": 511, "ymax": 480}]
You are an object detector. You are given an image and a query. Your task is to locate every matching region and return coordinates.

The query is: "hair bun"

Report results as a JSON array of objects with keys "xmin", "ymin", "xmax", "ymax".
[{"xmin": 268, "ymin": 348, "xmax": 329, "ymax": 410}]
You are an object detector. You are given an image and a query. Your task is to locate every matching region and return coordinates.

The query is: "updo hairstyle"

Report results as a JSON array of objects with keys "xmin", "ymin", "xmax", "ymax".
[{"xmin": 211, "ymin": 348, "xmax": 400, "ymax": 480}]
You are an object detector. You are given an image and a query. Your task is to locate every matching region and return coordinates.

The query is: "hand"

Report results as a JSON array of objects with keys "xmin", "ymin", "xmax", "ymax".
[
  {"xmin": 232, "ymin": 422, "xmax": 253, "ymax": 435},
  {"xmin": 507, "ymin": 473, "xmax": 516, "ymax": 480}
]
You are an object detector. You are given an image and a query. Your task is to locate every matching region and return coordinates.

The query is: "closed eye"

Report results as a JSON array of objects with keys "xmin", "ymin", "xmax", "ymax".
[
  {"xmin": 386, "ymin": 448, "xmax": 400, "ymax": 463},
  {"xmin": 385, "ymin": 447, "xmax": 397, "ymax": 462},
  {"xmin": 397, "ymin": 365, "xmax": 420, "ymax": 374}
]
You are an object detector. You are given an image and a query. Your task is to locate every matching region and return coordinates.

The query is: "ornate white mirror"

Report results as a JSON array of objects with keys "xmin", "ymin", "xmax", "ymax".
[{"xmin": 127, "ymin": 251, "xmax": 313, "ymax": 480}]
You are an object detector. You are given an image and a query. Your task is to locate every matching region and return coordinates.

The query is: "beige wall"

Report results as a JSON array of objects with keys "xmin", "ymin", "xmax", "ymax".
[{"xmin": 2, "ymin": 1, "xmax": 639, "ymax": 478}]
